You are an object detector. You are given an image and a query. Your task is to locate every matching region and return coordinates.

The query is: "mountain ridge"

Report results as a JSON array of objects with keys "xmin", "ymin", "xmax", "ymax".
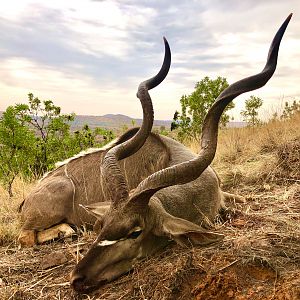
[
  {"xmin": 71, "ymin": 113, "xmax": 171, "ymax": 130},
  {"xmin": 0, "ymin": 111, "xmax": 246, "ymax": 130}
]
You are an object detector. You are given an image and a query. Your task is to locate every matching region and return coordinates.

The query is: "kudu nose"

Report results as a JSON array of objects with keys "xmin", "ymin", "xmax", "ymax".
[{"xmin": 70, "ymin": 273, "xmax": 86, "ymax": 293}]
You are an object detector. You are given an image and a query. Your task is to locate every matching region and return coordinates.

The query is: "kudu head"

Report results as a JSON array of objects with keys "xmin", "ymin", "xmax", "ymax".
[{"xmin": 71, "ymin": 14, "xmax": 292, "ymax": 293}]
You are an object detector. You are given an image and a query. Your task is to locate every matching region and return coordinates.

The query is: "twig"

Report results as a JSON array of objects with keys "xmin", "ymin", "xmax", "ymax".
[
  {"xmin": 45, "ymin": 282, "xmax": 70, "ymax": 288},
  {"xmin": 216, "ymin": 259, "xmax": 240, "ymax": 273},
  {"xmin": 38, "ymin": 264, "xmax": 63, "ymax": 274},
  {"xmin": 23, "ymin": 273, "xmax": 52, "ymax": 292}
]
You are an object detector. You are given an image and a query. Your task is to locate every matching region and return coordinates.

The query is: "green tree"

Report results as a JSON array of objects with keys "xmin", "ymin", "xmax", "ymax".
[
  {"xmin": 280, "ymin": 100, "xmax": 300, "ymax": 120},
  {"xmin": 241, "ymin": 96, "xmax": 263, "ymax": 126},
  {"xmin": 171, "ymin": 76, "xmax": 234, "ymax": 142},
  {"xmin": 93, "ymin": 127, "xmax": 114, "ymax": 144},
  {"xmin": 131, "ymin": 119, "xmax": 136, "ymax": 127},
  {"xmin": 0, "ymin": 106, "xmax": 36, "ymax": 196},
  {"xmin": 73, "ymin": 125, "xmax": 115, "ymax": 151},
  {"xmin": 19, "ymin": 93, "xmax": 75, "ymax": 175}
]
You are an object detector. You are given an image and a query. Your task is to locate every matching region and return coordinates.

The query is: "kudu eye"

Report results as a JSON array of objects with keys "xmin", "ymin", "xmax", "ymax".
[{"xmin": 127, "ymin": 228, "xmax": 143, "ymax": 239}]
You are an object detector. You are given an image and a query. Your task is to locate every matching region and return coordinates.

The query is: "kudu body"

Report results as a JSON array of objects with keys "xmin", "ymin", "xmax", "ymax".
[
  {"xmin": 20, "ymin": 129, "xmax": 225, "ymax": 230},
  {"xmin": 69, "ymin": 15, "xmax": 292, "ymax": 293},
  {"xmin": 19, "ymin": 131, "xmax": 171, "ymax": 233}
]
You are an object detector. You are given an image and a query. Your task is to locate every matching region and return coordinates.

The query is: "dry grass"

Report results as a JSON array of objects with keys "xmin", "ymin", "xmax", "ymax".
[
  {"xmin": 212, "ymin": 112, "xmax": 300, "ymax": 189},
  {"xmin": 0, "ymin": 179, "xmax": 34, "ymax": 247},
  {"xmin": 0, "ymin": 114, "xmax": 299, "ymax": 299}
]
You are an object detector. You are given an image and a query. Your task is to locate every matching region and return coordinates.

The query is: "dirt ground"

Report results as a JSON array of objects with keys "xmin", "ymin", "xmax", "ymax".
[{"xmin": 1, "ymin": 183, "xmax": 299, "ymax": 300}]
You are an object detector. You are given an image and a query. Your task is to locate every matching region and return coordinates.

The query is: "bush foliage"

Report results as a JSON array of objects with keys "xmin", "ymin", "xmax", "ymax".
[
  {"xmin": 0, "ymin": 94, "xmax": 115, "ymax": 196},
  {"xmin": 171, "ymin": 76, "xmax": 234, "ymax": 142}
]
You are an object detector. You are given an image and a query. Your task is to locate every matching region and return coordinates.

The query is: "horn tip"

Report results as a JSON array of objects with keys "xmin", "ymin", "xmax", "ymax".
[
  {"xmin": 163, "ymin": 36, "xmax": 168, "ymax": 45},
  {"xmin": 285, "ymin": 13, "xmax": 293, "ymax": 24}
]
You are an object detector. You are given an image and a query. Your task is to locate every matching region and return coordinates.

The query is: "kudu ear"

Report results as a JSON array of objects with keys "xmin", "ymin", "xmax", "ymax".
[
  {"xmin": 159, "ymin": 214, "xmax": 224, "ymax": 247},
  {"xmin": 79, "ymin": 202, "xmax": 111, "ymax": 219}
]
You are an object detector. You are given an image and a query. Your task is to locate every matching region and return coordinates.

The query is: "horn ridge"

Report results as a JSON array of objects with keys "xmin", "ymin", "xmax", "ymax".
[{"xmin": 101, "ymin": 37, "xmax": 171, "ymax": 205}]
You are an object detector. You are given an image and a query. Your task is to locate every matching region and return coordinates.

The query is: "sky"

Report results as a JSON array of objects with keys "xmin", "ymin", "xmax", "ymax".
[{"xmin": 0, "ymin": 0, "xmax": 299, "ymax": 121}]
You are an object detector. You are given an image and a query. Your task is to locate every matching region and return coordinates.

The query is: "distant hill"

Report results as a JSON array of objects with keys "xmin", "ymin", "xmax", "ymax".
[
  {"xmin": 71, "ymin": 114, "xmax": 172, "ymax": 131},
  {"xmin": 71, "ymin": 114, "xmax": 247, "ymax": 131},
  {"xmin": 0, "ymin": 111, "xmax": 246, "ymax": 131}
]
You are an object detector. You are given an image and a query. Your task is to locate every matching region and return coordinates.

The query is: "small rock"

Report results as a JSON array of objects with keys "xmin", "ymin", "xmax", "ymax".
[{"xmin": 41, "ymin": 251, "xmax": 68, "ymax": 269}]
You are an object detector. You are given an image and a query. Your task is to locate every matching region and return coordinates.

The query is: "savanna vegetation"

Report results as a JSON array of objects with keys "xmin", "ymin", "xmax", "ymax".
[{"xmin": 0, "ymin": 93, "xmax": 115, "ymax": 197}]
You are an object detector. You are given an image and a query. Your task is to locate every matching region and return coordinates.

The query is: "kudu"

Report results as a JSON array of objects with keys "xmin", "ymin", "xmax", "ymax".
[{"xmin": 70, "ymin": 15, "xmax": 292, "ymax": 293}]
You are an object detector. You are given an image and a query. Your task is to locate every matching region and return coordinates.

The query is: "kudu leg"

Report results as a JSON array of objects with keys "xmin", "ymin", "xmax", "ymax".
[
  {"xmin": 18, "ymin": 229, "xmax": 36, "ymax": 247},
  {"xmin": 18, "ymin": 223, "xmax": 75, "ymax": 246}
]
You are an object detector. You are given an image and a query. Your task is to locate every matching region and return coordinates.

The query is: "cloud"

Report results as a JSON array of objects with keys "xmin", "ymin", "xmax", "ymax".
[{"xmin": 0, "ymin": 0, "xmax": 299, "ymax": 121}]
